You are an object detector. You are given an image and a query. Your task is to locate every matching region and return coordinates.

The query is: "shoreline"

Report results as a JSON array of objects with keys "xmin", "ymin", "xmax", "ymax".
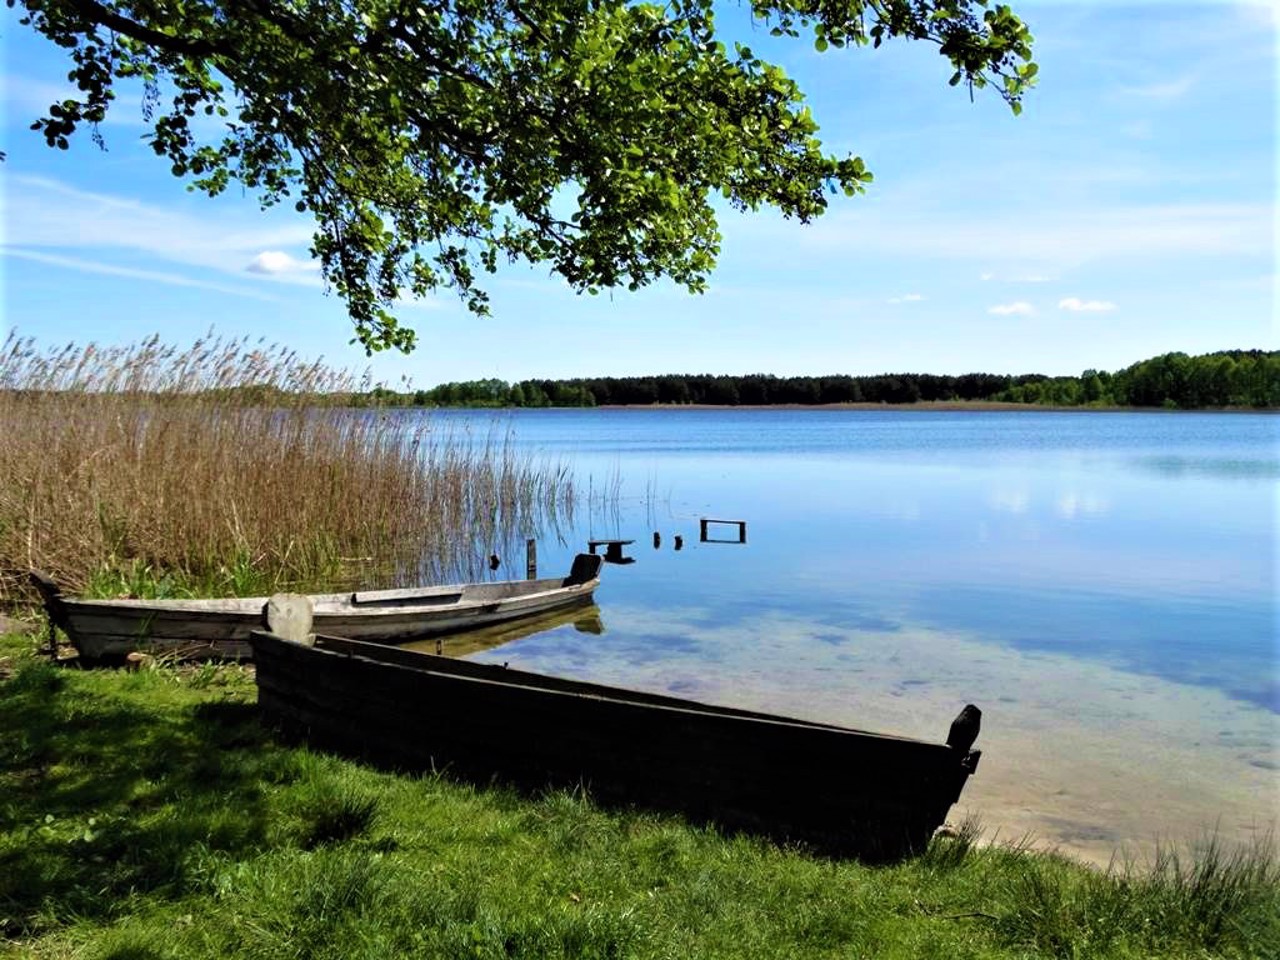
[{"xmin": 581, "ymin": 401, "xmax": 1275, "ymax": 413}]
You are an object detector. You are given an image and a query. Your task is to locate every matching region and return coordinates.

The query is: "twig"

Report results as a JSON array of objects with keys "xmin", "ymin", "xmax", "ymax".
[{"xmin": 914, "ymin": 899, "xmax": 999, "ymax": 922}]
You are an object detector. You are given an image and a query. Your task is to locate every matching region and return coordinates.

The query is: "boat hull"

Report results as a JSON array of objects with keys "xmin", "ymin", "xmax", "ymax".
[
  {"xmin": 250, "ymin": 630, "xmax": 981, "ymax": 861},
  {"xmin": 32, "ymin": 556, "xmax": 601, "ymax": 662}
]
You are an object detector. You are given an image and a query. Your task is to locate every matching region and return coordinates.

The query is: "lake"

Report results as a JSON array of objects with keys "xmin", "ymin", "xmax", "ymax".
[{"xmin": 419, "ymin": 408, "xmax": 1278, "ymax": 864}]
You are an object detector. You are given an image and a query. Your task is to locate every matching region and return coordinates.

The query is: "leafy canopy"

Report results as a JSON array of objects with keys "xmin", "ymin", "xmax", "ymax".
[{"xmin": 13, "ymin": 0, "xmax": 1035, "ymax": 352}]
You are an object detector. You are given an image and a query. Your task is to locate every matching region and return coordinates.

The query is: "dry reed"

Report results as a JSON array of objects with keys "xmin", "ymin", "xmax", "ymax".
[{"xmin": 0, "ymin": 332, "xmax": 575, "ymax": 605}]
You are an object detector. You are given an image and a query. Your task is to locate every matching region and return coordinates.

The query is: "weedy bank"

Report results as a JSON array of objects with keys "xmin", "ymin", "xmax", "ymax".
[
  {"xmin": 0, "ymin": 631, "xmax": 1275, "ymax": 960},
  {"xmin": 0, "ymin": 333, "xmax": 574, "ymax": 607}
]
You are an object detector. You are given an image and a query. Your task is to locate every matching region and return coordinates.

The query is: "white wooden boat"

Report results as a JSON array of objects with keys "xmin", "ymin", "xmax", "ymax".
[{"xmin": 29, "ymin": 554, "xmax": 602, "ymax": 663}]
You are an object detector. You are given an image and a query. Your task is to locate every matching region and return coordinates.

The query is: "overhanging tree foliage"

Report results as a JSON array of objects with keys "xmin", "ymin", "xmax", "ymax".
[{"xmin": 12, "ymin": 0, "xmax": 1035, "ymax": 352}]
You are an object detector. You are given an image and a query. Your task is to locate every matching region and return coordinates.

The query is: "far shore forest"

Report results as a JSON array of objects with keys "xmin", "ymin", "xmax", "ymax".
[{"xmin": 374, "ymin": 350, "xmax": 1278, "ymax": 410}]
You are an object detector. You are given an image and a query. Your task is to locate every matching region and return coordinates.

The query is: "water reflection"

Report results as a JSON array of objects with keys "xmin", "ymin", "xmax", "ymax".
[
  {"xmin": 587, "ymin": 538, "xmax": 637, "ymax": 564},
  {"xmin": 399, "ymin": 602, "xmax": 605, "ymax": 658}
]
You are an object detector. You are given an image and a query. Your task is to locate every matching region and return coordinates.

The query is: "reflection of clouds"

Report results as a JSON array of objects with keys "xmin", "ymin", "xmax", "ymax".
[
  {"xmin": 886, "ymin": 501, "xmax": 921, "ymax": 522},
  {"xmin": 476, "ymin": 604, "xmax": 1278, "ymax": 867},
  {"xmin": 989, "ymin": 489, "xmax": 1031, "ymax": 514},
  {"xmin": 987, "ymin": 486, "xmax": 1112, "ymax": 523},
  {"xmin": 1055, "ymin": 493, "xmax": 1110, "ymax": 519}
]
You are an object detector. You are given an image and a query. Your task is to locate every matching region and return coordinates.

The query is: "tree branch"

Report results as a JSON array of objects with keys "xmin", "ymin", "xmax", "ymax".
[{"xmin": 64, "ymin": 0, "xmax": 222, "ymax": 57}]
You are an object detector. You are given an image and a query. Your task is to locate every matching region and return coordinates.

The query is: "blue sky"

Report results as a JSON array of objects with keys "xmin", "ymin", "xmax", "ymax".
[{"xmin": 2, "ymin": 2, "xmax": 1275, "ymax": 387}]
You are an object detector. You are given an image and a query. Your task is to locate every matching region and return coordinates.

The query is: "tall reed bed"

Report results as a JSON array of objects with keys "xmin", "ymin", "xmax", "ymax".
[{"xmin": 0, "ymin": 332, "xmax": 575, "ymax": 605}]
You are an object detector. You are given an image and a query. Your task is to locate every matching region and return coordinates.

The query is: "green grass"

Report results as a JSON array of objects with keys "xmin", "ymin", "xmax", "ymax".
[{"xmin": 1, "ymin": 630, "xmax": 1275, "ymax": 960}]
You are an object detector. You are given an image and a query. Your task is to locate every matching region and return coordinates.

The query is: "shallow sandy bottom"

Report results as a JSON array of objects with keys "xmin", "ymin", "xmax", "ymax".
[{"xmin": 478, "ymin": 608, "xmax": 1279, "ymax": 867}]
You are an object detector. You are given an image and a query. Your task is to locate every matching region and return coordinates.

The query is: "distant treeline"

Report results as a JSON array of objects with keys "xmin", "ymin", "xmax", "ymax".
[{"xmin": 362, "ymin": 349, "xmax": 1278, "ymax": 410}]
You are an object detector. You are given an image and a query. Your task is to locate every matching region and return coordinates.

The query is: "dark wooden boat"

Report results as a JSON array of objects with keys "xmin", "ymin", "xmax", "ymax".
[
  {"xmin": 30, "ymin": 554, "xmax": 602, "ymax": 662},
  {"xmin": 250, "ymin": 617, "xmax": 983, "ymax": 861}
]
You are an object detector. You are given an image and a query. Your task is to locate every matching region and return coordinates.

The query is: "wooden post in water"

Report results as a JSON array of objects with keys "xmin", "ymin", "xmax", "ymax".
[
  {"xmin": 264, "ymin": 594, "xmax": 315, "ymax": 646},
  {"xmin": 526, "ymin": 538, "xmax": 537, "ymax": 579}
]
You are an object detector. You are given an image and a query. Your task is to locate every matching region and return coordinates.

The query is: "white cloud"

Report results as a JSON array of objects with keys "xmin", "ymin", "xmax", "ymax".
[
  {"xmin": 887, "ymin": 293, "xmax": 925, "ymax": 303},
  {"xmin": 1058, "ymin": 297, "xmax": 1117, "ymax": 313},
  {"xmin": 988, "ymin": 301, "xmax": 1036, "ymax": 316},
  {"xmin": 246, "ymin": 250, "xmax": 317, "ymax": 275}
]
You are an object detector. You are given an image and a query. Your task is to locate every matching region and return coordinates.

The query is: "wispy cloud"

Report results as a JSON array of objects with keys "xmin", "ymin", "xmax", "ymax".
[
  {"xmin": 981, "ymin": 271, "xmax": 1054, "ymax": 283},
  {"xmin": 789, "ymin": 203, "xmax": 1271, "ymax": 268},
  {"xmin": 1059, "ymin": 297, "xmax": 1117, "ymax": 313},
  {"xmin": 1236, "ymin": 1, "xmax": 1279, "ymax": 30},
  {"xmin": 1121, "ymin": 120, "xmax": 1154, "ymax": 140},
  {"xmin": 3, "ymin": 73, "xmax": 139, "ymax": 124},
  {"xmin": 246, "ymin": 251, "xmax": 318, "ymax": 275},
  {"xmin": 1118, "ymin": 74, "xmax": 1196, "ymax": 101},
  {"xmin": 988, "ymin": 302, "xmax": 1036, "ymax": 316},
  {"xmin": 5, "ymin": 174, "xmax": 316, "ymax": 282},
  {"xmin": 887, "ymin": 293, "xmax": 925, "ymax": 304},
  {"xmin": 3, "ymin": 72, "xmax": 234, "ymax": 141},
  {"xmin": 1, "ymin": 248, "xmax": 285, "ymax": 302}
]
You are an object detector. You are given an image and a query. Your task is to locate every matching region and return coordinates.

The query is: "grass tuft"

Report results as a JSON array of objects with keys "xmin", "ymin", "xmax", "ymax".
[
  {"xmin": 920, "ymin": 814, "xmax": 984, "ymax": 872},
  {"xmin": 297, "ymin": 787, "xmax": 381, "ymax": 850},
  {"xmin": 993, "ymin": 833, "xmax": 1279, "ymax": 958}
]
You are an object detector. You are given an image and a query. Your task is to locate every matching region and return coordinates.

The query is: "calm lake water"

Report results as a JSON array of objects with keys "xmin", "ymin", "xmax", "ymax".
[{"xmin": 419, "ymin": 408, "xmax": 1278, "ymax": 863}]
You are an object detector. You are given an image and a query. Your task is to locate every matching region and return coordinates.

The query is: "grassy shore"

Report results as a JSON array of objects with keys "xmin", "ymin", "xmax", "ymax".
[{"xmin": 1, "ymin": 630, "xmax": 1274, "ymax": 960}]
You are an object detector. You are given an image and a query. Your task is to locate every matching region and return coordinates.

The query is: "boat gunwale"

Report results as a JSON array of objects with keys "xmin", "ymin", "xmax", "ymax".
[
  {"xmin": 53, "ymin": 576, "xmax": 600, "ymax": 618},
  {"xmin": 256, "ymin": 629, "xmax": 961, "ymax": 753}
]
